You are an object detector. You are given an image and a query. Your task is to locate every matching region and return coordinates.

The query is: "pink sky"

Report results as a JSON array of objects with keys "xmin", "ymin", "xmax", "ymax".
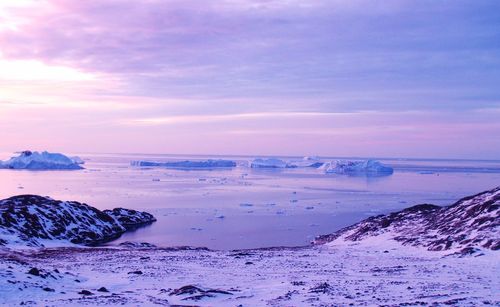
[{"xmin": 0, "ymin": 1, "xmax": 499, "ymax": 159}]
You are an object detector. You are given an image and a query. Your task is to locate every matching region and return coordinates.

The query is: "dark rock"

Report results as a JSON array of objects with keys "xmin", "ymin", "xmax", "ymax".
[
  {"xmin": 119, "ymin": 241, "xmax": 157, "ymax": 248},
  {"xmin": 170, "ymin": 285, "xmax": 205, "ymax": 296},
  {"xmin": 309, "ymin": 282, "xmax": 335, "ymax": 294},
  {"xmin": 78, "ymin": 290, "xmax": 93, "ymax": 295},
  {"xmin": 97, "ymin": 287, "xmax": 109, "ymax": 292},
  {"xmin": 27, "ymin": 268, "xmax": 40, "ymax": 276},
  {"xmin": 42, "ymin": 287, "xmax": 55, "ymax": 292},
  {"xmin": 291, "ymin": 281, "xmax": 306, "ymax": 286},
  {"xmin": 128, "ymin": 270, "xmax": 143, "ymax": 275},
  {"xmin": 170, "ymin": 285, "xmax": 233, "ymax": 297}
]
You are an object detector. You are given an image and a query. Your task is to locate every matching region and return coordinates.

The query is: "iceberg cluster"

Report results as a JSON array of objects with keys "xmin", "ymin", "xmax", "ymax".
[
  {"xmin": 0, "ymin": 151, "xmax": 84, "ymax": 170},
  {"xmin": 250, "ymin": 158, "xmax": 294, "ymax": 169},
  {"xmin": 131, "ymin": 159, "xmax": 236, "ymax": 168},
  {"xmin": 321, "ymin": 159, "xmax": 393, "ymax": 176}
]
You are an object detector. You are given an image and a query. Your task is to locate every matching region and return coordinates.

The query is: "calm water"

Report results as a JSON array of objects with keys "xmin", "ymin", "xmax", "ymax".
[{"xmin": 1, "ymin": 152, "xmax": 499, "ymax": 250}]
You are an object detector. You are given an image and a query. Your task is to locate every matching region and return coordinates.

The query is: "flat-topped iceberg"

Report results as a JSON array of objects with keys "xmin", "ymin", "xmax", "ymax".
[
  {"xmin": 250, "ymin": 158, "xmax": 295, "ymax": 169},
  {"xmin": 321, "ymin": 159, "xmax": 393, "ymax": 176},
  {"xmin": 0, "ymin": 151, "xmax": 84, "ymax": 170},
  {"xmin": 131, "ymin": 159, "xmax": 236, "ymax": 168}
]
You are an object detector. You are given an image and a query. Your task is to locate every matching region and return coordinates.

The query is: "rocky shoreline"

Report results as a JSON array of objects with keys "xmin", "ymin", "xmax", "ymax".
[{"xmin": 0, "ymin": 195, "xmax": 156, "ymax": 247}]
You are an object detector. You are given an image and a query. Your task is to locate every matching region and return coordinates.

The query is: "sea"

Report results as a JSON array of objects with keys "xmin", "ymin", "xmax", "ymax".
[{"xmin": 1, "ymin": 152, "xmax": 499, "ymax": 250}]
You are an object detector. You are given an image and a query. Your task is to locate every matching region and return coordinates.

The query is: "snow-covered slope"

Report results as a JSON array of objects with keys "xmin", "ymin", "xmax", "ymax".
[
  {"xmin": 131, "ymin": 159, "xmax": 236, "ymax": 168},
  {"xmin": 321, "ymin": 159, "xmax": 393, "ymax": 176},
  {"xmin": 0, "ymin": 242, "xmax": 498, "ymax": 306},
  {"xmin": 0, "ymin": 195, "xmax": 156, "ymax": 247},
  {"xmin": 315, "ymin": 187, "xmax": 499, "ymax": 251},
  {"xmin": 0, "ymin": 151, "xmax": 84, "ymax": 170}
]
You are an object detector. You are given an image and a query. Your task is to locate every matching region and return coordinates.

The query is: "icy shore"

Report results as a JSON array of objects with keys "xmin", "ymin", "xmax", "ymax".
[
  {"xmin": 0, "ymin": 187, "xmax": 498, "ymax": 305},
  {"xmin": 0, "ymin": 151, "xmax": 84, "ymax": 170}
]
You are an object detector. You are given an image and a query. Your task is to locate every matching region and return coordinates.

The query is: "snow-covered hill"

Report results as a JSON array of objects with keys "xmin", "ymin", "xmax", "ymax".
[
  {"xmin": 0, "ymin": 195, "xmax": 156, "ymax": 247},
  {"xmin": 315, "ymin": 186, "xmax": 499, "ymax": 251}
]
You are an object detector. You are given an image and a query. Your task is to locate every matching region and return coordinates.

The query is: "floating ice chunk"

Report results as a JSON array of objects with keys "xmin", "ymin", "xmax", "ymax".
[
  {"xmin": 131, "ymin": 159, "xmax": 236, "ymax": 168},
  {"xmin": 250, "ymin": 158, "xmax": 294, "ymax": 168},
  {"xmin": 0, "ymin": 151, "xmax": 84, "ymax": 170},
  {"xmin": 321, "ymin": 159, "xmax": 393, "ymax": 176},
  {"xmin": 70, "ymin": 156, "xmax": 85, "ymax": 165}
]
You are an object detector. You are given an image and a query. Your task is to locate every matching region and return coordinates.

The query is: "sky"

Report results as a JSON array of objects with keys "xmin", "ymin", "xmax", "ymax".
[{"xmin": 0, "ymin": 0, "xmax": 499, "ymax": 159}]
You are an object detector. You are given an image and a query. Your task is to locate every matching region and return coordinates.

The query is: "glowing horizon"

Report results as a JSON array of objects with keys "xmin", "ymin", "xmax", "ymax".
[{"xmin": 1, "ymin": 1, "xmax": 499, "ymax": 159}]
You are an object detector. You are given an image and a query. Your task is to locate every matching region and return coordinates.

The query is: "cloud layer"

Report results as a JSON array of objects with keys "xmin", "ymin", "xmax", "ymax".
[{"xmin": 0, "ymin": 0, "xmax": 499, "ymax": 158}]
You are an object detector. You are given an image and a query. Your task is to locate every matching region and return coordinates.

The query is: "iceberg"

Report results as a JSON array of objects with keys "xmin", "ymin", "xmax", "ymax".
[
  {"xmin": 321, "ymin": 159, "xmax": 393, "ymax": 176},
  {"xmin": 250, "ymin": 158, "xmax": 295, "ymax": 169},
  {"xmin": 70, "ymin": 156, "xmax": 85, "ymax": 165},
  {"xmin": 287, "ymin": 156, "xmax": 324, "ymax": 168},
  {"xmin": 131, "ymin": 159, "xmax": 236, "ymax": 168},
  {"xmin": 0, "ymin": 151, "xmax": 84, "ymax": 170}
]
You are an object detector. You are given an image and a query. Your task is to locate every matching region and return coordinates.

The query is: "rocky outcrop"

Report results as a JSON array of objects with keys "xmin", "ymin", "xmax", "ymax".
[
  {"xmin": 315, "ymin": 187, "xmax": 499, "ymax": 251},
  {"xmin": 0, "ymin": 195, "xmax": 156, "ymax": 247},
  {"xmin": 103, "ymin": 208, "xmax": 157, "ymax": 230}
]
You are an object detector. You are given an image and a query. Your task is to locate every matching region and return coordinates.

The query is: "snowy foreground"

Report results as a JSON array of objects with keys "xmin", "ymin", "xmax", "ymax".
[
  {"xmin": 0, "ymin": 188, "xmax": 498, "ymax": 306},
  {"xmin": 0, "ymin": 242, "xmax": 498, "ymax": 306}
]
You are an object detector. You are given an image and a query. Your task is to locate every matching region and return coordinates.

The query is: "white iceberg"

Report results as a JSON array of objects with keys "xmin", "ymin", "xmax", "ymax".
[
  {"xmin": 0, "ymin": 151, "xmax": 84, "ymax": 170},
  {"xmin": 131, "ymin": 159, "xmax": 236, "ymax": 168},
  {"xmin": 250, "ymin": 158, "xmax": 294, "ymax": 169},
  {"xmin": 321, "ymin": 160, "xmax": 393, "ymax": 176},
  {"xmin": 287, "ymin": 156, "xmax": 324, "ymax": 168}
]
